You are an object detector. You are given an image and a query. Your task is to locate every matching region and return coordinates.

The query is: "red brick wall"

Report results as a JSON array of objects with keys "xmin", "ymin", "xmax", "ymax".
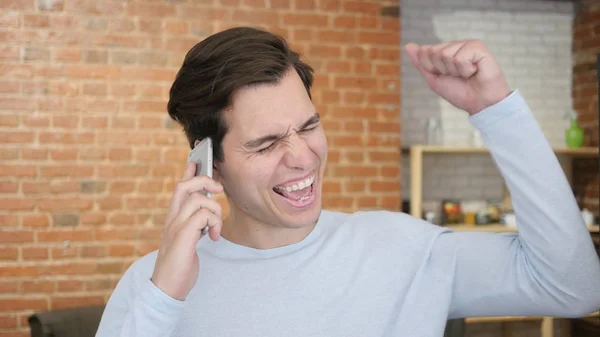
[
  {"xmin": 0, "ymin": 1, "xmax": 401, "ymax": 335},
  {"xmin": 572, "ymin": 0, "xmax": 599, "ymax": 215}
]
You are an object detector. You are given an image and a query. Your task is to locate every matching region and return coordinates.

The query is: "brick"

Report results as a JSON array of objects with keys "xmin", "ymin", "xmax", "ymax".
[
  {"xmin": 108, "ymin": 213, "xmax": 135, "ymax": 226},
  {"xmin": 108, "ymin": 244, "xmax": 135, "ymax": 257},
  {"xmin": 358, "ymin": 16, "xmax": 378, "ymax": 29},
  {"xmin": 97, "ymin": 197, "xmax": 122, "ymax": 211},
  {"xmin": 0, "ymin": 98, "xmax": 35, "ymax": 111},
  {"xmin": 39, "ymin": 132, "xmax": 94, "ymax": 144},
  {"xmin": 0, "ymin": 266, "xmax": 40, "ymax": 277},
  {"xmin": 282, "ymin": 13, "xmax": 329, "ymax": 27},
  {"xmin": 80, "ymin": 245, "xmax": 106, "ymax": 258},
  {"xmin": 308, "ymin": 45, "xmax": 341, "ymax": 58},
  {"xmin": 22, "ymin": 214, "xmax": 49, "ymax": 228},
  {"xmin": 37, "ymin": 229, "xmax": 93, "ymax": 242},
  {"xmin": 51, "ymin": 295, "xmax": 104, "ymax": 310},
  {"xmin": 0, "ymin": 64, "xmax": 34, "ymax": 78},
  {"xmin": 38, "ymin": 198, "xmax": 93, "ymax": 211},
  {"xmin": 109, "ymin": 181, "xmax": 135, "ymax": 194},
  {"xmin": 53, "ymin": 47, "xmax": 81, "ymax": 62},
  {"xmin": 127, "ymin": 3, "xmax": 175, "ymax": 17},
  {"xmin": 52, "ymin": 213, "xmax": 79, "ymax": 227},
  {"xmin": 295, "ymin": 0, "xmax": 315, "ymax": 10},
  {"xmin": 325, "ymin": 61, "xmax": 351, "ymax": 73},
  {"xmin": 126, "ymin": 197, "xmax": 157, "ymax": 209},
  {"xmin": 0, "ymin": 81, "xmax": 19, "ymax": 94},
  {"xmin": 334, "ymin": 165, "xmax": 377, "ymax": 177},
  {"xmin": 0, "ymin": 281, "xmax": 18, "ymax": 293},
  {"xmin": 80, "ymin": 180, "xmax": 107, "ymax": 194},
  {"xmin": 98, "ymin": 165, "xmax": 148, "ymax": 178},
  {"xmin": 22, "ymin": 247, "xmax": 49, "ymax": 260},
  {"xmin": 0, "ymin": 247, "xmax": 18, "ymax": 261},
  {"xmin": 110, "ymin": 116, "xmax": 135, "ymax": 129},
  {"xmin": 333, "ymin": 76, "xmax": 377, "ymax": 90},
  {"xmin": 65, "ymin": 65, "xmax": 120, "ymax": 80},
  {"xmin": 95, "ymin": 229, "xmax": 137, "ymax": 241},
  {"xmin": 370, "ymin": 181, "xmax": 401, "ymax": 193},
  {"xmin": 0, "ymin": 314, "xmax": 18, "ymax": 329},
  {"xmin": 80, "ymin": 212, "xmax": 105, "ymax": 226},
  {"xmin": 0, "ymin": 10, "xmax": 20, "ymax": 27},
  {"xmin": 50, "ymin": 149, "xmax": 78, "ymax": 161},
  {"xmin": 56, "ymin": 280, "xmax": 84, "ymax": 292},
  {"xmin": 358, "ymin": 32, "xmax": 399, "ymax": 45},
  {"xmin": 109, "ymin": 84, "xmax": 136, "ymax": 97},
  {"xmin": 0, "ymin": 180, "xmax": 18, "ymax": 193},
  {"xmin": 51, "ymin": 246, "xmax": 77, "ymax": 259},
  {"xmin": 0, "ymin": 198, "xmax": 35, "ymax": 211},
  {"xmin": 139, "ymin": 52, "xmax": 168, "ymax": 67},
  {"xmin": 39, "ymin": 165, "xmax": 94, "ymax": 178},
  {"xmin": 357, "ymin": 197, "xmax": 378, "ymax": 208},
  {"xmin": 21, "ymin": 148, "xmax": 47, "ymax": 160},
  {"xmin": 322, "ymin": 181, "xmax": 341, "ymax": 194},
  {"xmin": 139, "ymin": 116, "xmax": 163, "ymax": 129},
  {"xmin": 0, "ymin": 45, "xmax": 19, "ymax": 60},
  {"xmin": 21, "ymin": 280, "xmax": 54, "ymax": 293},
  {"xmin": 42, "ymin": 181, "xmax": 79, "ymax": 194},
  {"xmin": 85, "ymin": 278, "xmax": 115, "ymax": 291},
  {"xmin": 0, "ymin": 214, "xmax": 19, "ymax": 227},
  {"xmin": 23, "ymin": 47, "xmax": 50, "ymax": 61},
  {"xmin": 0, "ymin": 298, "xmax": 47, "ymax": 312},
  {"xmin": 333, "ymin": 16, "xmax": 356, "ymax": 28},
  {"xmin": 22, "ymin": 182, "xmax": 49, "ymax": 195},
  {"xmin": 165, "ymin": 20, "xmax": 188, "ymax": 35},
  {"xmin": 23, "ymin": 115, "xmax": 50, "ymax": 127},
  {"xmin": 344, "ymin": 1, "xmax": 379, "ymax": 15}
]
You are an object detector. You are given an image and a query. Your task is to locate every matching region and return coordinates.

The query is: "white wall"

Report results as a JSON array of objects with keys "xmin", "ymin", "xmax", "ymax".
[{"xmin": 401, "ymin": 0, "xmax": 575, "ymax": 207}]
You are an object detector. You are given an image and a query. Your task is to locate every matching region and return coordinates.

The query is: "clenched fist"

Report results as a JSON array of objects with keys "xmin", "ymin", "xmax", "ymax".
[
  {"xmin": 150, "ymin": 162, "xmax": 224, "ymax": 301},
  {"xmin": 404, "ymin": 39, "xmax": 511, "ymax": 115}
]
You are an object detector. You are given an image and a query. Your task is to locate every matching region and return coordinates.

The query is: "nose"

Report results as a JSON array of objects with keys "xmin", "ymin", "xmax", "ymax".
[{"xmin": 282, "ymin": 133, "xmax": 313, "ymax": 171}]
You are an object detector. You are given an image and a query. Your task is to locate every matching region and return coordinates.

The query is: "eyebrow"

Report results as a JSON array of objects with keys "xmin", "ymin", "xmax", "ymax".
[{"xmin": 244, "ymin": 113, "xmax": 320, "ymax": 149}]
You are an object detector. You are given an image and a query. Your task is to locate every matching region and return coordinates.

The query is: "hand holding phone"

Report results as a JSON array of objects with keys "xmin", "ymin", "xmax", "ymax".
[{"xmin": 150, "ymin": 138, "xmax": 223, "ymax": 301}]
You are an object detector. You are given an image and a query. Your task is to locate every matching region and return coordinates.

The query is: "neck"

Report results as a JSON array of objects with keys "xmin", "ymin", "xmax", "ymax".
[{"xmin": 220, "ymin": 206, "xmax": 316, "ymax": 250}]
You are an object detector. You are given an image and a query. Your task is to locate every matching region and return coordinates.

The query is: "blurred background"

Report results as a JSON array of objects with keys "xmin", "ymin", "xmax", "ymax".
[{"xmin": 0, "ymin": 0, "xmax": 598, "ymax": 336}]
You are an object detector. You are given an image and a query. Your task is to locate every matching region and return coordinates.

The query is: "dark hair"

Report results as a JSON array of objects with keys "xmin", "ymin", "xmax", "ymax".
[{"xmin": 167, "ymin": 26, "xmax": 314, "ymax": 162}]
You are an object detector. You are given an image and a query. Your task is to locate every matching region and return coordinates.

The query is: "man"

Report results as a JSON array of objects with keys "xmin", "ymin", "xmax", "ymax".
[{"xmin": 95, "ymin": 27, "xmax": 600, "ymax": 337}]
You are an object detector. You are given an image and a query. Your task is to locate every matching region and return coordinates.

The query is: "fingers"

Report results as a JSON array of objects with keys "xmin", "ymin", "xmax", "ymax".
[
  {"xmin": 170, "ymin": 192, "xmax": 222, "ymax": 230},
  {"xmin": 175, "ymin": 207, "xmax": 222, "ymax": 244},
  {"xmin": 167, "ymin": 174, "xmax": 223, "ymax": 224},
  {"xmin": 182, "ymin": 161, "xmax": 196, "ymax": 181},
  {"xmin": 405, "ymin": 40, "xmax": 479, "ymax": 79}
]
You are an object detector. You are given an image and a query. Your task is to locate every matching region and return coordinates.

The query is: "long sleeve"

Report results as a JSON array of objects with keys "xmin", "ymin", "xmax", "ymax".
[
  {"xmin": 95, "ymin": 261, "xmax": 185, "ymax": 337},
  {"xmin": 430, "ymin": 90, "xmax": 600, "ymax": 319}
]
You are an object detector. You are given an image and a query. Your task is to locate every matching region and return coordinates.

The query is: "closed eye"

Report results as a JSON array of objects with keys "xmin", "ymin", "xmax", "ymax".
[
  {"xmin": 256, "ymin": 142, "xmax": 276, "ymax": 154},
  {"xmin": 299, "ymin": 124, "xmax": 319, "ymax": 133}
]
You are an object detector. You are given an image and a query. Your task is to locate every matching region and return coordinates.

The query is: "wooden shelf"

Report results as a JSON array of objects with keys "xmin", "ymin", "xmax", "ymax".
[
  {"xmin": 403, "ymin": 145, "xmax": 598, "ymax": 157},
  {"xmin": 465, "ymin": 311, "xmax": 599, "ymax": 324},
  {"xmin": 443, "ymin": 224, "xmax": 599, "ymax": 233}
]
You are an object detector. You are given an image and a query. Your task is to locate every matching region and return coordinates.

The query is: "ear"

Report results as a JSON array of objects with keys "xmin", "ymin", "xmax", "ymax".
[{"xmin": 194, "ymin": 139, "xmax": 200, "ymax": 147}]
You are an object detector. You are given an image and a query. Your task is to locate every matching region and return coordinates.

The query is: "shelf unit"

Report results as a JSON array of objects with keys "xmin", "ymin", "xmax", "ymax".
[{"xmin": 408, "ymin": 145, "xmax": 600, "ymax": 337}]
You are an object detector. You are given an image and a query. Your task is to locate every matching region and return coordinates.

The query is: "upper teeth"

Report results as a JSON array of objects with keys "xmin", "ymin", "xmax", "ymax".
[{"xmin": 276, "ymin": 175, "xmax": 314, "ymax": 193}]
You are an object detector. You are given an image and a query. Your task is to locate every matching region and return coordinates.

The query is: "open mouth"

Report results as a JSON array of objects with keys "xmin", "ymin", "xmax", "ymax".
[{"xmin": 273, "ymin": 175, "xmax": 315, "ymax": 202}]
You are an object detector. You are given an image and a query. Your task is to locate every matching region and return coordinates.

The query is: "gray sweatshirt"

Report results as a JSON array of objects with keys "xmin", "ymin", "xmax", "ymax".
[{"xmin": 95, "ymin": 90, "xmax": 600, "ymax": 337}]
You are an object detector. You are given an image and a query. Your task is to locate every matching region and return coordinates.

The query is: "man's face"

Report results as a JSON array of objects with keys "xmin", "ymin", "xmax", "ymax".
[{"xmin": 215, "ymin": 68, "xmax": 328, "ymax": 230}]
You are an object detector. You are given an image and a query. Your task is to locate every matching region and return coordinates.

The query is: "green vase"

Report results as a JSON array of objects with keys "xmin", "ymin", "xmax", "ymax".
[{"xmin": 565, "ymin": 119, "xmax": 584, "ymax": 148}]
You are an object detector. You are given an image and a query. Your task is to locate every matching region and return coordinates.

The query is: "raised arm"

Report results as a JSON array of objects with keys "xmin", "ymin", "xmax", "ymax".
[
  {"xmin": 432, "ymin": 91, "xmax": 600, "ymax": 318},
  {"xmin": 404, "ymin": 40, "xmax": 600, "ymax": 318}
]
